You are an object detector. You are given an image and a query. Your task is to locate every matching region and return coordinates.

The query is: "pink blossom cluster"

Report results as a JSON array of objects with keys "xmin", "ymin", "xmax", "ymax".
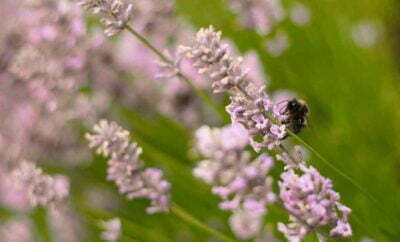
[
  {"xmin": 194, "ymin": 124, "xmax": 276, "ymax": 239},
  {"xmin": 79, "ymin": 0, "xmax": 216, "ymax": 127},
  {"xmin": 99, "ymin": 218, "xmax": 122, "ymax": 241},
  {"xmin": 78, "ymin": 0, "xmax": 133, "ymax": 36},
  {"xmin": 86, "ymin": 120, "xmax": 171, "ymax": 214},
  {"xmin": 278, "ymin": 164, "xmax": 352, "ymax": 241},
  {"xmin": 0, "ymin": 216, "xmax": 34, "ymax": 242},
  {"xmin": 227, "ymin": 0, "xmax": 285, "ymax": 35},
  {"xmin": 0, "ymin": 0, "xmax": 356, "ymax": 240},
  {"xmin": 185, "ymin": 26, "xmax": 353, "ymax": 241},
  {"xmin": 0, "ymin": 0, "xmax": 109, "ymax": 165},
  {"xmin": 10, "ymin": 161, "xmax": 70, "ymax": 210},
  {"xmin": 180, "ymin": 26, "xmax": 287, "ymax": 151},
  {"xmin": 226, "ymin": 0, "xmax": 313, "ymax": 57}
]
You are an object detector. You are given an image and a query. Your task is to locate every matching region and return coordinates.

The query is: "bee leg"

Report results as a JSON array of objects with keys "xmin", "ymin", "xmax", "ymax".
[{"xmin": 280, "ymin": 133, "xmax": 289, "ymax": 140}]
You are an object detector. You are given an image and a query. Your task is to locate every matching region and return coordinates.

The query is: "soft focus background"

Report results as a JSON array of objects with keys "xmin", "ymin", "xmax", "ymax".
[{"xmin": 1, "ymin": 0, "xmax": 400, "ymax": 241}]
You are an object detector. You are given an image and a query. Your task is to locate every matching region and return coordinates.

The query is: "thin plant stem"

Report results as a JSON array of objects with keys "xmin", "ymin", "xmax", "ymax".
[
  {"xmin": 278, "ymin": 144, "xmax": 299, "ymax": 164},
  {"xmin": 76, "ymin": 200, "xmax": 172, "ymax": 242},
  {"xmin": 75, "ymin": 197, "xmax": 234, "ymax": 241},
  {"xmin": 171, "ymin": 203, "xmax": 236, "ymax": 242},
  {"xmin": 76, "ymin": 204, "xmax": 137, "ymax": 241},
  {"xmin": 123, "ymin": 24, "xmax": 229, "ymax": 123},
  {"xmin": 123, "ymin": 21, "xmax": 354, "ymax": 200},
  {"xmin": 124, "ymin": 24, "xmax": 170, "ymax": 64},
  {"xmin": 287, "ymin": 129, "xmax": 371, "ymax": 198},
  {"xmin": 117, "ymin": 15, "xmax": 394, "ymax": 227},
  {"xmin": 237, "ymin": 85, "xmax": 382, "ymax": 211},
  {"xmin": 286, "ymin": 129, "xmax": 397, "ymax": 224}
]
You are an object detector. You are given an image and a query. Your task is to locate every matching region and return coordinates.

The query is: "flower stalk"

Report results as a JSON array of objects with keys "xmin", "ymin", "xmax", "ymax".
[
  {"xmin": 171, "ymin": 203, "xmax": 236, "ymax": 242},
  {"xmin": 79, "ymin": 0, "xmax": 227, "ymax": 122},
  {"xmin": 123, "ymin": 24, "xmax": 228, "ymax": 123}
]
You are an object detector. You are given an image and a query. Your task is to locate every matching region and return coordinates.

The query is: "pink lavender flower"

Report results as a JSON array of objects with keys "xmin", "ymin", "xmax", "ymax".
[
  {"xmin": 226, "ymin": 0, "xmax": 285, "ymax": 35},
  {"xmin": 86, "ymin": 120, "xmax": 171, "ymax": 214},
  {"xmin": 180, "ymin": 26, "xmax": 248, "ymax": 94},
  {"xmin": 49, "ymin": 205, "xmax": 86, "ymax": 242},
  {"xmin": 229, "ymin": 209, "xmax": 264, "ymax": 239},
  {"xmin": 227, "ymin": 86, "xmax": 287, "ymax": 151},
  {"xmin": 0, "ymin": 216, "xmax": 34, "ymax": 242},
  {"xmin": 169, "ymin": 23, "xmax": 355, "ymax": 242},
  {"xmin": 242, "ymin": 51, "xmax": 269, "ymax": 88},
  {"xmin": 81, "ymin": 0, "xmax": 215, "ymax": 127},
  {"xmin": 181, "ymin": 26, "xmax": 287, "ymax": 151},
  {"xmin": 194, "ymin": 124, "xmax": 276, "ymax": 239},
  {"xmin": 289, "ymin": 3, "xmax": 312, "ymax": 27},
  {"xmin": 278, "ymin": 164, "xmax": 352, "ymax": 241},
  {"xmin": 0, "ymin": 167, "xmax": 31, "ymax": 211},
  {"xmin": 78, "ymin": 0, "xmax": 133, "ymax": 36},
  {"xmin": 99, "ymin": 218, "xmax": 121, "ymax": 241},
  {"xmin": 265, "ymin": 31, "xmax": 290, "ymax": 57},
  {"xmin": 0, "ymin": 0, "xmax": 109, "ymax": 165},
  {"xmin": 184, "ymin": 26, "xmax": 352, "ymax": 240},
  {"xmin": 10, "ymin": 161, "xmax": 69, "ymax": 209},
  {"xmin": 130, "ymin": 0, "xmax": 178, "ymax": 41}
]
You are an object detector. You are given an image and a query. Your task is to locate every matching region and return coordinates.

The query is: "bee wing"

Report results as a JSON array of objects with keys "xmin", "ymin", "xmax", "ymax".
[
  {"xmin": 275, "ymin": 99, "xmax": 289, "ymax": 114},
  {"xmin": 305, "ymin": 115, "xmax": 317, "ymax": 137}
]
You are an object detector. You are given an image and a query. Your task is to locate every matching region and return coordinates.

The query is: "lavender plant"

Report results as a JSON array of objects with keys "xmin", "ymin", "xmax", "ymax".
[
  {"xmin": 86, "ymin": 120, "xmax": 171, "ymax": 214},
  {"xmin": 278, "ymin": 165, "xmax": 352, "ymax": 240},
  {"xmin": 0, "ymin": 216, "xmax": 34, "ymax": 242},
  {"xmin": 194, "ymin": 124, "xmax": 276, "ymax": 239},
  {"xmin": 10, "ymin": 161, "xmax": 70, "ymax": 210},
  {"xmin": 183, "ymin": 26, "xmax": 353, "ymax": 240},
  {"xmin": 0, "ymin": 0, "xmax": 115, "ymax": 165},
  {"xmin": 99, "ymin": 218, "xmax": 122, "ymax": 241},
  {"xmin": 76, "ymin": 0, "xmax": 353, "ymax": 240},
  {"xmin": 180, "ymin": 26, "xmax": 287, "ymax": 151},
  {"xmin": 0, "ymin": 0, "xmax": 393, "ymax": 240},
  {"xmin": 226, "ymin": 0, "xmax": 285, "ymax": 35}
]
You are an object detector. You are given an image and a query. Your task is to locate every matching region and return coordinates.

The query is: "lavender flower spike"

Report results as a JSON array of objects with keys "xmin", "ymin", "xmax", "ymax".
[
  {"xmin": 181, "ymin": 26, "xmax": 287, "ymax": 151},
  {"xmin": 278, "ymin": 164, "xmax": 352, "ymax": 241},
  {"xmin": 11, "ymin": 161, "xmax": 69, "ymax": 209},
  {"xmin": 194, "ymin": 124, "xmax": 276, "ymax": 239},
  {"xmin": 179, "ymin": 26, "xmax": 248, "ymax": 94},
  {"xmin": 99, "ymin": 218, "xmax": 121, "ymax": 242},
  {"xmin": 78, "ymin": 0, "xmax": 133, "ymax": 36},
  {"xmin": 86, "ymin": 120, "xmax": 171, "ymax": 214}
]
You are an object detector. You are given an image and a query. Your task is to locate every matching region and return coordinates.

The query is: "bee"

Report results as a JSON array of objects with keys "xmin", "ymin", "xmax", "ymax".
[{"xmin": 280, "ymin": 98, "xmax": 309, "ymax": 138}]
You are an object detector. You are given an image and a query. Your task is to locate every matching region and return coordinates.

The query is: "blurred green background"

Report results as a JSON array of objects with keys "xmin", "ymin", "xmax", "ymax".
[{"xmin": 17, "ymin": 0, "xmax": 400, "ymax": 241}]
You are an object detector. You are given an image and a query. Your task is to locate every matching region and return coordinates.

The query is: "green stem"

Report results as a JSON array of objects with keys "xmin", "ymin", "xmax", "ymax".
[
  {"xmin": 262, "ymin": 102, "xmax": 379, "ymax": 208},
  {"xmin": 75, "ymin": 200, "xmax": 170, "ymax": 242},
  {"xmin": 76, "ymin": 199, "xmax": 233, "ymax": 241},
  {"xmin": 120, "ymin": 16, "xmax": 395, "ymax": 227},
  {"xmin": 242, "ymin": 87, "xmax": 391, "ymax": 223},
  {"xmin": 123, "ymin": 24, "xmax": 228, "ymax": 123},
  {"xmin": 124, "ymin": 24, "xmax": 171, "ymax": 64},
  {"xmin": 171, "ymin": 203, "xmax": 236, "ymax": 242},
  {"xmin": 287, "ymin": 129, "xmax": 372, "ymax": 199},
  {"xmin": 278, "ymin": 144, "xmax": 298, "ymax": 164},
  {"xmin": 286, "ymin": 129, "xmax": 396, "ymax": 223},
  {"xmin": 123, "ymin": 15, "xmax": 376, "ymax": 211}
]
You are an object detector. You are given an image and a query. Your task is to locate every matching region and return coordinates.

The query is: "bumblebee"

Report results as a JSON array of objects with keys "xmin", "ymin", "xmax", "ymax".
[{"xmin": 280, "ymin": 98, "xmax": 309, "ymax": 137}]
